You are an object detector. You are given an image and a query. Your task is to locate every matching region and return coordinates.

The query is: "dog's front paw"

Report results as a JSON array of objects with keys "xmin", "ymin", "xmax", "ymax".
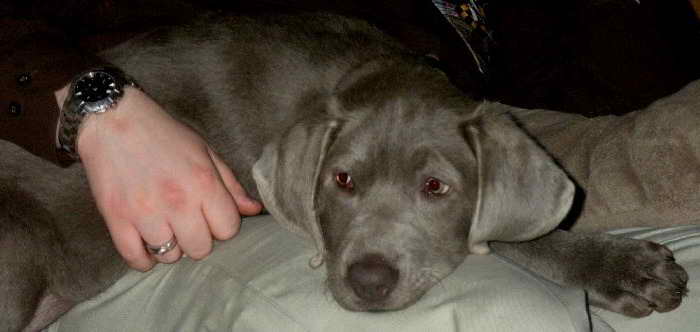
[{"xmin": 583, "ymin": 238, "xmax": 688, "ymax": 317}]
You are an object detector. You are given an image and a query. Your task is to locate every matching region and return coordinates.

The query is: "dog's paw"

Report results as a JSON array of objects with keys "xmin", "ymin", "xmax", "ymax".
[{"xmin": 583, "ymin": 238, "xmax": 688, "ymax": 317}]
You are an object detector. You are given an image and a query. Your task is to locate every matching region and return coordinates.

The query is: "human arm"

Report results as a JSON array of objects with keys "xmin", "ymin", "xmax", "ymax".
[
  {"xmin": 2, "ymin": 19, "xmax": 262, "ymax": 271},
  {"xmin": 55, "ymin": 84, "xmax": 262, "ymax": 270}
]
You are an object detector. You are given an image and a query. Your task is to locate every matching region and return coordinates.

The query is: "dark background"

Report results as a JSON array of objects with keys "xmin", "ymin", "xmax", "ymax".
[{"xmin": 4, "ymin": 0, "xmax": 699, "ymax": 116}]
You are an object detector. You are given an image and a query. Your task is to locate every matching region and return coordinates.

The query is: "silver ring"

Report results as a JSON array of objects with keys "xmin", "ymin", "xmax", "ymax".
[{"xmin": 145, "ymin": 236, "xmax": 178, "ymax": 256}]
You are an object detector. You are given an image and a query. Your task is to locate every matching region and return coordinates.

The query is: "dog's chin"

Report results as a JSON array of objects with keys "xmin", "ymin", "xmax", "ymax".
[
  {"xmin": 333, "ymin": 291, "xmax": 426, "ymax": 312},
  {"xmin": 325, "ymin": 255, "xmax": 462, "ymax": 312},
  {"xmin": 329, "ymin": 281, "xmax": 432, "ymax": 312}
]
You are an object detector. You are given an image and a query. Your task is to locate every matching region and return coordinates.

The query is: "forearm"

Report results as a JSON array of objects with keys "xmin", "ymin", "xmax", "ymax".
[
  {"xmin": 490, "ymin": 230, "xmax": 583, "ymax": 286},
  {"xmin": 491, "ymin": 229, "xmax": 687, "ymax": 317},
  {"xmin": 0, "ymin": 18, "xmax": 107, "ymax": 166}
]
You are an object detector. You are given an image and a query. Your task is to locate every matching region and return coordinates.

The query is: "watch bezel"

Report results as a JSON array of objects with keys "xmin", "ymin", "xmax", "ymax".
[
  {"xmin": 71, "ymin": 69, "xmax": 129, "ymax": 115},
  {"xmin": 57, "ymin": 67, "xmax": 139, "ymax": 161}
]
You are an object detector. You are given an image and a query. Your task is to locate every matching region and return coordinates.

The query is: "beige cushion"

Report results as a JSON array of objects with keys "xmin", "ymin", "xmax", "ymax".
[{"xmin": 48, "ymin": 215, "xmax": 590, "ymax": 332}]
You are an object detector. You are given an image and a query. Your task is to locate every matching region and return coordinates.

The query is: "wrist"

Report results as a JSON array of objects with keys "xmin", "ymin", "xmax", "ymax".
[
  {"xmin": 75, "ymin": 87, "xmax": 143, "ymax": 160},
  {"xmin": 56, "ymin": 67, "xmax": 139, "ymax": 160}
]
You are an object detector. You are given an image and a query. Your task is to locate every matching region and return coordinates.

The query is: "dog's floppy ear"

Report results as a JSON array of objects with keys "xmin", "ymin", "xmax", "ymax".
[
  {"xmin": 252, "ymin": 119, "xmax": 340, "ymax": 268},
  {"xmin": 464, "ymin": 102, "xmax": 575, "ymax": 254}
]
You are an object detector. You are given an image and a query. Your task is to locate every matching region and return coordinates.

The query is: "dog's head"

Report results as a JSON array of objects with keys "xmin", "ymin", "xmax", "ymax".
[{"xmin": 253, "ymin": 59, "xmax": 574, "ymax": 311}]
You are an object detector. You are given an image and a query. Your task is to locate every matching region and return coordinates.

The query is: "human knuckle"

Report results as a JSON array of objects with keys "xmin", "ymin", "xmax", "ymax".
[
  {"xmin": 106, "ymin": 190, "xmax": 156, "ymax": 219},
  {"xmin": 194, "ymin": 164, "xmax": 218, "ymax": 189},
  {"xmin": 134, "ymin": 194, "xmax": 157, "ymax": 215},
  {"xmin": 159, "ymin": 179, "xmax": 188, "ymax": 210},
  {"xmin": 102, "ymin": 193, "xmax": 131, "ymax": 220}
]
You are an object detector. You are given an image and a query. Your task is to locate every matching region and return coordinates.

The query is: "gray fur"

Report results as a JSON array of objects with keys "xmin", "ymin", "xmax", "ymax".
[{"xmin": 0, "ymin": 13, "xmax": 687, "ymax": 330}]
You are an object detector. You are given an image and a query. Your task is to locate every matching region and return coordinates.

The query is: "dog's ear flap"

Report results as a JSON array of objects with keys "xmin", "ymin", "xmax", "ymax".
[
  {"xmin": 464, "ymin": 103, "xmax": 575, "ymax": 254},
  {"xmin": 252, "ymin": 119, "xmax": 341, "ymax": 268}
]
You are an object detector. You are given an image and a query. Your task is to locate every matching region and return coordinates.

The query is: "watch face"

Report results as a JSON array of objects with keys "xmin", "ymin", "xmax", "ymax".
[{"xmin": 75, "ymin": 71, "xmax": 118, "ymax": 103}]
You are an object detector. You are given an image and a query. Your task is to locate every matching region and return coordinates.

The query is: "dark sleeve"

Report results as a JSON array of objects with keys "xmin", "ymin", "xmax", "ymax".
[{"xmin": 0, "ymin": 18, "xmax": 107, "ymax": 166}]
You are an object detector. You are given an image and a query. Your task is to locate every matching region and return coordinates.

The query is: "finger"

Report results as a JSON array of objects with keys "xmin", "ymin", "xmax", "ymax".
[
  {"xmin": 106, "ymin": 221, "xmax": 156, "ymax": 271},
  {"xmin": 146, "ymin": 237, "xmax": 183, "ymax": 264},
  {"xmin": 208, "ymin": 147, "xmax": 263, "ymax": 216},
  {"xmin": 202, "ymin": 182, "xmax": 242, "ymax": 240},
  {"xmin": 134, "ymin": 218, "xmax": 182, "ymax": 264},
  {"xmin": 170, "ymin": 213, "xmax": 213, "ymax": 260}
]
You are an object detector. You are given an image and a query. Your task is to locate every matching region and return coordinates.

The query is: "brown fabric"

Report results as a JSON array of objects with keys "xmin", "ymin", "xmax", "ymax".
[
  {"xmin": 692, "ymin": 0, "xmax": 700, "ymax": 18},
  {"xmin": 511, "ymin": 79, "xmax": 700, "ymax": 231},
  {"xmin": 0, "ymin": 19, "xmax": 107, "ymax": 165}
]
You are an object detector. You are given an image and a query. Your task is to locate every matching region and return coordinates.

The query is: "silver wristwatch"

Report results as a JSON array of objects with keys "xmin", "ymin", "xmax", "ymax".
[{"xmin": 57, "ymin": 67, "xmax": 139, "ymax": 160}]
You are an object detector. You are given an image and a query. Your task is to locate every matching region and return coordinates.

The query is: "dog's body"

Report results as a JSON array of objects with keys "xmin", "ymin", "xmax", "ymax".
[{"xmin": 0, "ymin": 14, "xmax": 688, "ymax": 331}]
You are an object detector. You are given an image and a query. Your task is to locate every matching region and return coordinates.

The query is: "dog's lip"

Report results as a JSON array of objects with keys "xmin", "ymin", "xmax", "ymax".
[
  {"xmin": 339, "ymin": 294, "xmax": 408, "ymax": 312},
  {"xmin": 334, "ymin": 274, "xmax": 433, "ymax": 312},
  {"xmin": 342, "ymin": 292, "xmax": 426, "ymax": 312},
  {"xmin": 342, "ymin": 298, "xmax": 392, "ymax": 312}
]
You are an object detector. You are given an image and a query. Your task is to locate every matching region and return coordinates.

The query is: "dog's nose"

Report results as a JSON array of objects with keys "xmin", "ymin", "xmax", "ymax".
[{"xmin": 347, "ymin": 254, "xmax": 399, "ymax": 302}]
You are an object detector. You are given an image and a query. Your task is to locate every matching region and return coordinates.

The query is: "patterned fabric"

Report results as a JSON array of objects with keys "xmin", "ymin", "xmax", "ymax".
[{"xmin": 432, "ymin": 0, "xmax": 493, "ymax": 76}]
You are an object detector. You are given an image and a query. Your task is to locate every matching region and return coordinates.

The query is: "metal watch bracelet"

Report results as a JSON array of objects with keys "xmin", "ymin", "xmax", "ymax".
[{"xmin": 57, "ymin": 67, "xmax": 139, "ymax": 161}]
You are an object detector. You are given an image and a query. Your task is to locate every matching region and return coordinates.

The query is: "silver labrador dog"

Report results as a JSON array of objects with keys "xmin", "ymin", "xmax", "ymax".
[{"xmin": 0, "ymin": 13, "xmax": 688, "ymax": 331}]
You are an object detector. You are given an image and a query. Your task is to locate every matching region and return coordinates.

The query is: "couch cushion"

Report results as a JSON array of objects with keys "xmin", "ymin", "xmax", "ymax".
[{"xmin": 47, "ymin": 215, "xmax": 590, "ymax": 332}]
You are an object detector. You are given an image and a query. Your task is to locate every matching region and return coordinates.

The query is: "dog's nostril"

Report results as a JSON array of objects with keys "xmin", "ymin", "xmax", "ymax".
[{"xmin": 347, "ymin": 254, "xmax": 399, "ymax": 302}]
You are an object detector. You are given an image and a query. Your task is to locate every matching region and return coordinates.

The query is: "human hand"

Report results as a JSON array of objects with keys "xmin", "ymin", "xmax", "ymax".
[{"xmin": 57, "ymin": 86, "xmax": 262, "ymax": 271}]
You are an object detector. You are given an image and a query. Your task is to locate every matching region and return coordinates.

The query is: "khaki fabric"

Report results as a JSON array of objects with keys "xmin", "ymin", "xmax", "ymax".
[
  {"xmin": 513, "ymin": 79, "xmax": 700, "ymax": 232},
  {"xmin": 47, "ymin": 215, "xmax": 700, "ymax": 332},
  {"xmin": 48, "ymin": 215, "xmax": 590, "ymax": 332}
]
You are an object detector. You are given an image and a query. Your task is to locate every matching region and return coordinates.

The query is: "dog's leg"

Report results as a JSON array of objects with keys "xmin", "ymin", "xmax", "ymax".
[
  {"xmin": 490, "ymin": 230, "xmax": 688, "ymax": 317},
  {"xmin": 0, "ymin": 273, "xmax": 73, "ymax": 332},
  {"xmin": 23, "ymin": 295, "xmax": 76, "ymax": 332},
  {"xmin": 0, "ymin": 184, "xmax": 76, "ymax": 332},
  {"xmin": 0, "ymin": 261, "xmax": 43, "ymax": 332}
]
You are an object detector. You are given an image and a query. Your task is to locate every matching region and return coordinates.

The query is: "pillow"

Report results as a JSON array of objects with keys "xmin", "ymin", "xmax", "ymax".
[{"xmin": 47, "ymin": 215, "xmax": 590, "ymax": 332}]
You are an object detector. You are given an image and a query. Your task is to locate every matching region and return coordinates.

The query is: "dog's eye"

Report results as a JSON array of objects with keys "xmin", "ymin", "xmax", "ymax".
[
  {"xmin": 335, "ymin": 172, "xmax": 354, "ymax": 190},
  {"xmin": 424, "ymin": 177, "xmax": 450, "ymax": 196}
]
